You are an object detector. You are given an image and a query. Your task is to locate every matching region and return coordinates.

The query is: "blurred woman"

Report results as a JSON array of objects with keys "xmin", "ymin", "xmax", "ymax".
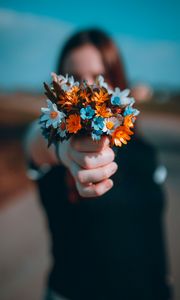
[{"xmin": 27, "ymin": 28, "xmax": 171, "ymax": 300}]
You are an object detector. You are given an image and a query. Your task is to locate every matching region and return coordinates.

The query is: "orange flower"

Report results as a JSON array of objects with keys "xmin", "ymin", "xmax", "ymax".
[
  {"xmin": 67, "ymin": 92, "xmax": 79, "ymax": 105},
  {"xmin": 79, "ymin": 89, "xmax": 91, "ymax": 103},
  {"xmin": 58, "ymin": 86, "xmax": 80, "ymax": 109},
  {"xmin": 71, "ymin": 86, "xmax": 79, "ymax": 94},
  {"xmin": 95, "ymin": 104, "xmax": 112, "ymax": 118},
  {"xmin": 111, "ymin": 126, "xmax": 134, "ymax": 147},
  {"xmin": 123, "ymin": 114, "xmax": 134, "ymax": 128},
  {"xmin": 92, "ymin": 89, "xmax": 109, "ymax": 104},
  {"xmin": 66, "ymin": 114, "xmax": 82, "ymax": 133},
  {"xmin": 58, "ymin": 93, "xmax": 79, "ymax": 109}
]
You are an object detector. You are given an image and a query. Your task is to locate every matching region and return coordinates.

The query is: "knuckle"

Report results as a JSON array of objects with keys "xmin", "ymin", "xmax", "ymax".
[
  {"xmin": 109, "ymin": 148, "xmax": 115, "ymax": 161},
  {"xmin": 82, "ymin": 156, "xmax": 91, "ymax": 169}
]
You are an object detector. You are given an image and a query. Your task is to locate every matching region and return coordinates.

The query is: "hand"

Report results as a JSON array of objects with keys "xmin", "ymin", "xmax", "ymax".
[{"xmin": 58, "ymin": 136, "xmax": 118, "ymax": 198}]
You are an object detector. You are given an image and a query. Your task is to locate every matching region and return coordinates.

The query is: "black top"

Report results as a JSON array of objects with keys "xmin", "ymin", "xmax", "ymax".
[{"xmin": 38, "ymin": 135, "xmax": 171, "ymax": 300}]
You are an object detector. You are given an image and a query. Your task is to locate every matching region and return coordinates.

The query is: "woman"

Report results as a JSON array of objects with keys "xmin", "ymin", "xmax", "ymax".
[{"xmin": 28, "ymin": 28, "xmax": 171, "ymax": 300}]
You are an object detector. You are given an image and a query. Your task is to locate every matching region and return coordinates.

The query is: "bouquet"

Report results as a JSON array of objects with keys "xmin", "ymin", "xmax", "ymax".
[{"xmin": 40, "ymin": 73, "xmax": 139, "ymax": 147}]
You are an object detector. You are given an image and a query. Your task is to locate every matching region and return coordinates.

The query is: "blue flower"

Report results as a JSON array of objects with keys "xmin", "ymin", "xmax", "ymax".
[
  {"xmin": 91, "ymin": 130, "xmax": 103, "ymax": 141},
  {"xmin": 111, "ymin": 88, "xmax": 134, "ymax": 106},
  {"xmin": 92, "ymin": 116, "xmax": 104, "ymax": 131},
  {"xmin": 80, "ymin": 105, "xmax": 95, "ymax": 120},
  {"xmin": 123, "ymin": 105, "xmax": 140, "ymax": 116},
  {"xmin": 111, "ymin": 96, "xmax": 121, "ymax": 105}
]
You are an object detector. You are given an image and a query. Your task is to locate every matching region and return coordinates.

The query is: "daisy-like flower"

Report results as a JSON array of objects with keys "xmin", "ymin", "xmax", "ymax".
[
  {"xmin": 68, "ymin": 75, "xmax": 79, "ymax": 88},
  {"xmin": 92, "ymin": 116, "xmax": 104, "ymax": 131},
  {"xmin": 123, "ymin": 105, "xmax": 140, "ymax": 116},
  {"xmin": 95, "ymin": 76, "xmax": 114, "ymax": 95},
  {"xmin": 40, "ymin": 99, "xmax": 66, "ymax": 129},
  {"xmin": 103, "ymin": 117, "xmax": 122, "ymax": 134},
  {"xmin": 80, "ymin": 105, "xmax": 95, "ymax": 120},
  {"xmin": 111, "ymin": 126, "xmax": 134, "ymax": 147},
  {"xmin": 41, "ymin": 72, "xmax": 139, "ymax": 148},
  {"xmin": 95, "ymin": 104, "xmax": 112, "ymax": 118},
  {"xmin": 91, "ymin": 130, "xmax": 103, "ymax": 141},
  {"xmin": 66, "ymin": 114, "xmax": 82, "ymax": 133},
  {"xmin": 95, "ymin": 75, "xmax": 108, "ymax": 89},
  {"xmin": 111, "ymin": 88, "xmax": 134, "ymax": 106},
  {"xmin": 56, "ymin": 74, "xmax": 79, "ymax": 92}
]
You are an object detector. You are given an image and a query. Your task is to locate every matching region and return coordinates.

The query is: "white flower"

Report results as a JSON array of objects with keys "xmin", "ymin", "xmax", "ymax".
[
  {"xmin": 58, "ymin": 74, "xmax": 68, "ymax": 82},
  {"xmin": 103, "ymin": 116, "xmax": 122, "ymax": 134},
  {"xmin": 57, "ymin": 74, "xmax": 79, "ymax": 91},
  {"xmin": 40, "ymin": 99, "xmax": 66, "ymax": 129},
  {"xmin": 111, "ymin": 88, "xmax": 134, "ymax": 106},
  {"xmin": 68, "ymin": 75, "xmax": 79, "ymax": 88},
  {"xmin": 96, "ymin": 75, "xmax": 108, "ymax": 89}
]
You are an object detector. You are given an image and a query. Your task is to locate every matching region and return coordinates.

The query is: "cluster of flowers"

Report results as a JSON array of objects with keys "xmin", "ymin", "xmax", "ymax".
[{"xmin": 40, "ymin": 73, "xmax": 139, "ymax": 147}]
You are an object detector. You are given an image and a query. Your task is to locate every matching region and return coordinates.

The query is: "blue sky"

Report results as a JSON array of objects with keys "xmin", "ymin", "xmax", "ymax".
[
  {"xmin": 0, "ymin": 0, "xmax": 180, "ymax": 91},
  {"xmin": 1, "ymin": 0, "xmax": 179, "ymax": 41}
]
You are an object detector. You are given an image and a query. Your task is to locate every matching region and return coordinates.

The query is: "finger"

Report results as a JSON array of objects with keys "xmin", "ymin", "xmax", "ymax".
[
  {"xmin": 71, "ymin": 135, "xmax": 110, "ymax": 152},
  {"xmin": 76, "ymin": 162, "xmax": 118, "ymax": 184},
  {"xmin": 69, "ymin": 146, "xmax": 115, "ymax": 169},
  {"xmin": 76, "ymin": 179, "xmax": 114, "ymax": 198}
]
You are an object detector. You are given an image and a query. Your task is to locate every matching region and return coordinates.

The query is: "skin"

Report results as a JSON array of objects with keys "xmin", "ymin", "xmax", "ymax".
[
  {"xmin": 29, "ymin": 44, "xmax": 118, "ymax": 197},
  {"xmin": 63, "ymin": 44, "xmax": 106, "ymax": 84}
]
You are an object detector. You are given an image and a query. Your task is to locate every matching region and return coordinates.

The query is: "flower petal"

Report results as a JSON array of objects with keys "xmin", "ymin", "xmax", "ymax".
[
  {"xmin": 40, "ymin": 114, "xmax": 49, "ymax": 121},
  {"xmin": 121, "ymin": 89, "xmax": 130, "ymax": 97}
]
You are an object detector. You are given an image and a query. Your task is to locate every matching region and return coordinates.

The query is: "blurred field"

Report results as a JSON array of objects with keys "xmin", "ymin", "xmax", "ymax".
[{"xmin": 0, "ymin": 92, "xmax": 180, "ymax": 299}]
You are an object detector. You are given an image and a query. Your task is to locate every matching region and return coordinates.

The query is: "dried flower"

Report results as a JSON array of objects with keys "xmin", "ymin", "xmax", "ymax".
[{"xmin": 40, "ymin": 73, "xmax": 139, "ymax": 147}]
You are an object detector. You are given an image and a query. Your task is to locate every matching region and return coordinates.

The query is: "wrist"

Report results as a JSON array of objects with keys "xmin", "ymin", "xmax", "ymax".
[{"xmin": 55, "ymin": 140, "xmax": 71, "ymax": 169}]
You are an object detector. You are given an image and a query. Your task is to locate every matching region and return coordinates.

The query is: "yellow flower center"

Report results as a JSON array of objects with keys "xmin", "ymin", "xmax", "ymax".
[
  {"xmin": 106, "ymin": 121, "xmax": 114, "ymax": 130},
  {"xmin": 50, "ymin": 111, "xmax": 58, "ymax": 119}
]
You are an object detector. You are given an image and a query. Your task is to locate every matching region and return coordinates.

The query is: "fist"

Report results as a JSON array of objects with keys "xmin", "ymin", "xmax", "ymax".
[{"xmin": 58, "ymin": 136, "xmax": 118, "ymax": 198}]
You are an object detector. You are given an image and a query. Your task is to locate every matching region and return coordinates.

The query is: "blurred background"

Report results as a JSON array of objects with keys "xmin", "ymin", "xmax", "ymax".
[{"xmin": 0, "ymin": 0, "xmax": 179, "ymax": 299}]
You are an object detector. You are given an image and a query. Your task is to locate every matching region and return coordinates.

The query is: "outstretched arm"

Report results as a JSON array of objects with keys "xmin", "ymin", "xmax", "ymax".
[{"xmin": 25, "ymin": 123, "xmax": 117, "ymax": 197}]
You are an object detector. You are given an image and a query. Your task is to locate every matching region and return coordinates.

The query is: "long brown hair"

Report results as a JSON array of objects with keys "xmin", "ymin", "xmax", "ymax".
[{"xmin": 57, "ymin": 28, "xmax": 128, "ymax": 90}]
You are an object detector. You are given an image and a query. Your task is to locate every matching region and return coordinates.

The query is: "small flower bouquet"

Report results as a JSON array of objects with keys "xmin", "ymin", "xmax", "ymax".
[{"xmin": 40, "ymin": 73, "xmax": 139, "ymax": 147}]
